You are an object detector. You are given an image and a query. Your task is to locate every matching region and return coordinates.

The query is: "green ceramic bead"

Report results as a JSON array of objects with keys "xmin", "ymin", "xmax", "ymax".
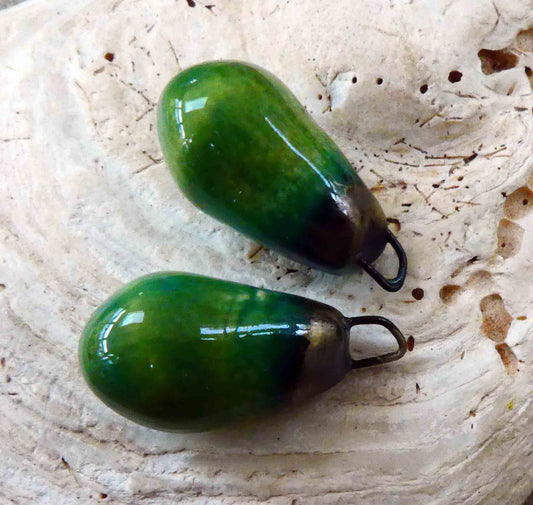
[
  {"xmin": 157, "ymin": 61, "xmax": 406, "ymax": 291},
  {"xmin": 79, "ymin": 272, "xmax": 406, "ymax": 432}
]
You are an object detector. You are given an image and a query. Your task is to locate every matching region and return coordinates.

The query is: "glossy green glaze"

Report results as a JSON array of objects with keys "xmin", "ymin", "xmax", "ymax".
[
  {"xmin": 80, "ymin": 273, "xmax": 347, "ymax": 431},
  {"xmin": 157, "ymin": 61, "xmax": 406, "ymax": 290},
  {"xmin": 79, "ymin": 273, "xmax": 406, "ymax": 432}
]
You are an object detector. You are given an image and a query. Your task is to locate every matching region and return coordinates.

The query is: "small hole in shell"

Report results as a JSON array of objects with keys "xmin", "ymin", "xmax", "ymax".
[
  {"xmin": 439, "ymin": 285, "xmax": 461, "ymax": 305},
  {"xmin": 412, "ymin": 288, "xmax": 424, "ymax": 300},
  {"xmin": 448, "ymin": 70, "xmax": 462, "ymax": 83},
  {"xmin": 478, "ymin": 48, "xmax": 519, "ymax": 74}
]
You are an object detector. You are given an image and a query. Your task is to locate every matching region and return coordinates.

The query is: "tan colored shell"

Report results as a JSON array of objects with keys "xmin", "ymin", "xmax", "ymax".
[{"xmin": 1, "ymin": 0, "xmax": 533, "ymax": 503}]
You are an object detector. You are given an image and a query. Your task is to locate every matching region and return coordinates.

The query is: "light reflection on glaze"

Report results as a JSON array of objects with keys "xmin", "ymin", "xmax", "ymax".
[
  {"xmin": 184, "ymin": 96, "xmax": 208, "ymax": 113},
  {"xmin": 173, "ymin": 96, "xmax": 209, "ymax": 141},
  {"xmin": 264, "ymin": 116, "xmax": 337, "ymax": 195},
  {"xmin": 199, "ymin": 322, "xmax": 313, "ymax": 341},
  {"xmin": 174, "ymin": 98, "xmax": 185, "ymax": 139},
  {"xmin": 97, "ymin": 307, "xmax": 126, "ymax": 364},
  {"xmin": 120, "ymin": 310, "xmax": 145, "ymax": 327}
]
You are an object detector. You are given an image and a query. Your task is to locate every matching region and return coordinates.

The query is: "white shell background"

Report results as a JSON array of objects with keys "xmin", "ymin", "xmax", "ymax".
[{"xmin": 1, "ymin": 0, "xmax": 533, "ymax": 503}]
